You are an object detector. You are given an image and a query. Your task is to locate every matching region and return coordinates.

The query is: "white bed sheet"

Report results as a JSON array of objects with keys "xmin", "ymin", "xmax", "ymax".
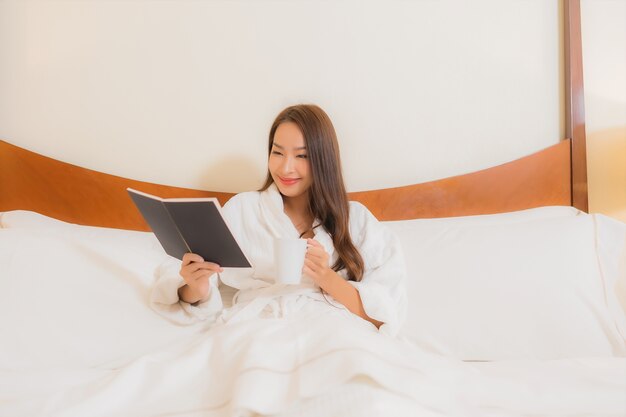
[
  {"xmin": 1, "ymin": 214, "xmax": 625, "ymax": 417},
  {"xmin": 467, "ymin": 358, "xmax": 626, "ymax": 417}
]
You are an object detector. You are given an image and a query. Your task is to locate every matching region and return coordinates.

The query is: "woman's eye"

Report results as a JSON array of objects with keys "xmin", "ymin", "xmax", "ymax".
[
  {"xmin": 297, "ymin": 154, "xmax": 308, "ymax": 159},
  {"xmin": 271, "ymin": 151, "xmax": 282, "ymax": 156}
]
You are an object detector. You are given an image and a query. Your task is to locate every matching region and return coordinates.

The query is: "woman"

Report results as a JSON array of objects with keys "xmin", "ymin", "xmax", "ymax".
[
  {"xmin": 138, "ymin": 107, "xmax": 469, "ymax": 415},
  {"xmin": 151, "ymin": 104, "xmax": 407, "ymax": 335}
]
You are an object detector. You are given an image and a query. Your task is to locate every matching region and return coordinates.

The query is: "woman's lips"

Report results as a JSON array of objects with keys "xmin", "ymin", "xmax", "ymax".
[{"xmin": 278, "ymin": 176, "xmax": 300, "ymax": 186}]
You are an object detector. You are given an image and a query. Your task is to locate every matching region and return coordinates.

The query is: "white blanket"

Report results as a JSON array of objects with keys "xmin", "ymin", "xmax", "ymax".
[{"xmin": 1, "ymin": 223, "xmax": 625, "ymax": 416}]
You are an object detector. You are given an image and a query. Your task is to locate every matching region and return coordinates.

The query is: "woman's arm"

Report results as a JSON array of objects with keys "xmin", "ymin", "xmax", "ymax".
[
  {"xmin": 303, "ymin": 239, "xmax": 383, "ymax": 328},
  {"xmin": 178, "ymin": 253, "xmax": 223, "ymax": 304},
  {"xmin": 320, "ymin": 270, "xmax": 384, "ymax": 328}
]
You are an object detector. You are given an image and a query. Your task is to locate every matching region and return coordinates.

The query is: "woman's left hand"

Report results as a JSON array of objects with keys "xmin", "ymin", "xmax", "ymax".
[{"xmin": 303, "ymin": 238, "xmax": 334, "ymax": 286}]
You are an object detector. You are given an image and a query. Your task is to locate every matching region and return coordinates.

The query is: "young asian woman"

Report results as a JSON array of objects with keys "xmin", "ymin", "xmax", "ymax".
[{"xmin": 150, "ymin": 104, "xmax": 407, "ymax": 336}]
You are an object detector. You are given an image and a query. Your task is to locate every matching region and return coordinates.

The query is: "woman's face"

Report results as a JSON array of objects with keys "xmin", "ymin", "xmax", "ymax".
[{"xmin": 268, "ymin": 122, "xmax": 312, "ymax": 200}]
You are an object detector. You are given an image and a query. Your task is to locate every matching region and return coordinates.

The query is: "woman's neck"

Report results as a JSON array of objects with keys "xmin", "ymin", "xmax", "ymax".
[
  {"xmin": 282, "ymin": 192, "xmax": 310, "ymax": 218},
  {"xmin": 282, "ymin": 192, "xmax": 313, "ymax": 235}
]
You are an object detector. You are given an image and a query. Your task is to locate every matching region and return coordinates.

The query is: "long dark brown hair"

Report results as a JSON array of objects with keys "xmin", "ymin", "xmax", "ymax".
[{"xmin": 260, "ymin": 104, "xmax": 364, "ymax": 282}]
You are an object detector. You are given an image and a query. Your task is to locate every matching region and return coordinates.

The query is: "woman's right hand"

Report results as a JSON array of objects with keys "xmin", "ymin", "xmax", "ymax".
[{"xmin": 178, "ymin": 253, "xmax": 223, "ymax": 304}]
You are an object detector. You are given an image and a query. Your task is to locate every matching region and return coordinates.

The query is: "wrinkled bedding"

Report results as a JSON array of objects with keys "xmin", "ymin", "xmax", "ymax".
[{"xmin": 1, "ymin": 224, "xmax": 625, "ymax": 417}]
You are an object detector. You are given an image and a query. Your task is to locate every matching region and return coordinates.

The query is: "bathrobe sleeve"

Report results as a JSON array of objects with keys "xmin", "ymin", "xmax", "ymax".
[
  {"xmin": 346, "ymin": 202, "xmax": 408, "ymax": 336},
  {"xmin": 149, "ymin": 256, "xmax": 223, "ymax": 325},
  {"xmin": 148, "ymin": 195, "xmax": 245, "ymax": 325}
]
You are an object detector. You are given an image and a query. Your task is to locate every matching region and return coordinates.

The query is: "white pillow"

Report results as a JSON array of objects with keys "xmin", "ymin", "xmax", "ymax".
[
  {"xmin": 594, "ymin": 214, "xmax": 626, "ymax": 335},
  {"xmin": 392, "ymin": 205, "xmax": 582, "ymax": 227},
  {"xmin": 386, "ymin": 210, "xmax": 626, "ymax": 360},
  {"xmin": 0, "ymin": 210, "xmax": 74, "ymax": 229},
  {"xmin": 0, "ymin": 210, "xmax": 162, "ymax": 250},
  {"xmin": 0, "ymin": 211, "xmax": 210, "ymax": 369}
]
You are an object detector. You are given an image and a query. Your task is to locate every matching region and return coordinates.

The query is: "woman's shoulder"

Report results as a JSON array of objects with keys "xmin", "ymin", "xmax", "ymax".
[
  {"xmin": 348, "ymin": 200, "xmax": 400, "ymax": 264},
  {"xmin": 224, "ymin": 190, "xmax": 261, "ymax": 208},
  {"xmin": 348, "ymin": 200, "xmax": 398, "ymax": 239},
  {"xmin": 348, "ymin": 200, "xmax": 378, "ymax": 224},
  {"xmin": 347, "ymin": 201, "xmax": 383, "ymax": 241},
  {"xmin": 222, "ymin": 190, "xmax": 263, "ymax": 220}
]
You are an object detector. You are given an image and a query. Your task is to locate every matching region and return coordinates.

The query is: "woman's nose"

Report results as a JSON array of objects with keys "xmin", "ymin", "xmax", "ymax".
[{"xmin": 280, "ymin": 156, "xmax": 295, "ymax": 173}]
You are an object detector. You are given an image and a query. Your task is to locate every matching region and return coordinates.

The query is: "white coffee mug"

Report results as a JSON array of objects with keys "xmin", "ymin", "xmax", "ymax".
[{"xmin": 274, "ymin": 238, "xmax": 308, "ymax": 284}]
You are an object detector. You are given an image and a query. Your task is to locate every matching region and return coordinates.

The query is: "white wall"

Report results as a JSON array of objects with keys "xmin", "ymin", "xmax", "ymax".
[
  {"xmin": 0, "ymin": 0, "xmax": 561, "ymax": 193},
  {"xmin": 581, "ymin": 0, "xmax": 626, "ymax": 223}
]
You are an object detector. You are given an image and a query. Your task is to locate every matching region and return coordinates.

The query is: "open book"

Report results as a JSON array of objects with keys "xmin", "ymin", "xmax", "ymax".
[{"xmin": 127, "ymin": 188, "xmax": 251, "ymax": 268}]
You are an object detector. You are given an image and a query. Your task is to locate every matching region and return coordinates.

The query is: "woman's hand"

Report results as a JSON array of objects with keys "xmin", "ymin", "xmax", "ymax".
[
  {"xmin": 178, "ymin": 253, "xmax": 223, "ymax": 304},
  {"xmin": 303, "ymin": 239, "xmax": 382, "ymax": 328},
  {"xmin": 303, "ymin": 239, "xmax": 334, "ymax": 287}
]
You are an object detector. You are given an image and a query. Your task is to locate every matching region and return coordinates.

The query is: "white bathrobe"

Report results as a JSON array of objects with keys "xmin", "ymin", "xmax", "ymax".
[{"xmin": 151, "ymin": 183, "xmax": 407, "ymax": 336}]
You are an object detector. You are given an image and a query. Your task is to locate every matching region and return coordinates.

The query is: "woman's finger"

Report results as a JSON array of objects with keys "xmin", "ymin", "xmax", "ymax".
[
  {"xmin": 304, "ymin": 258, "xmax": 315, "ymax": 270},
  {"xmin": 302, "ymin": 263, "xmax": 314, "ymax": 277},
  {"xmin": 198, "ymin": 262, "xmax": 223, "ymax": 272},
  {"xmin": 304, "ymin": 258, "xmax": 320, "ymax": 273},
  {"xmin": 305, "ymin": 250, "xmax": 325, "ymax": 260},
  {"xmin": 189, "ymin": 269, "xmax": 214, "ymax": 282},
  {"xmin": 305, "ymin": 250, "xmax": 327, "ymax": 265},
  {"xmin": 306, "ymin": 238, "xmax": 321, "ymax": 248},
  {"xmin": 182, "ymin": 253, "xmax": 204, "ymax": 266},
  {"xmin": 182, "ymin": 262, "xmax": 222, "ymax": 274}
]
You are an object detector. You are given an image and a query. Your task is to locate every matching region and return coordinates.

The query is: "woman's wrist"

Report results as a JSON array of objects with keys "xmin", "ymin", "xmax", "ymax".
[
  {"xmin": 178, "ymin": 284, "xmax": 204, "ymax": 304},
  {"xmin": 316, "ymin": 269, "xmax": 341, "ymax": 293},
  {"xmin": 315, "ymin": 271, "xmax": 383, "ymax": 328}
]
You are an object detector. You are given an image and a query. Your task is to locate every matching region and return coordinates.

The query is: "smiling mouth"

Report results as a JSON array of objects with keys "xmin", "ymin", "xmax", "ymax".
[{"xmin": 278, "ymin": 176, "xmax": 300, "ymax": 186}]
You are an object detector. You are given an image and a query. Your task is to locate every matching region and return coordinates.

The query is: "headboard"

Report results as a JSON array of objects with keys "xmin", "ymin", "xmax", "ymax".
[{"xmin": 0, "ymin": 0, "xmax": 588, "ymax": 231}]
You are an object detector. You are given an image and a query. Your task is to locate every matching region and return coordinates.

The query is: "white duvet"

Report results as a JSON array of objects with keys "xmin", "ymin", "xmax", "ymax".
[{"xmin": 1, "ymin": 218, "xmax": 625, "ymax": 416}]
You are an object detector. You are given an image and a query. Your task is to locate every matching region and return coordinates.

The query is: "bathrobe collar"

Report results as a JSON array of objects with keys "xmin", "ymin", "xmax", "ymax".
[{"xmin": 260, "ymin": 183, "xmax": 334, "ymax": 256}]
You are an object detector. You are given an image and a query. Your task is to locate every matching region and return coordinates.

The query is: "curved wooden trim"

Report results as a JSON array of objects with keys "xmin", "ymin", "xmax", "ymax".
[
  {"xmin": 0, "ymin": 139, "xmax": 571, "ymax": 228},
  {"xmin": 564, "ymin": 0, "xmax": 588, "ymax": 212},
  {"xmin": 0, "ymin": 140, "xmax": 234, "ymax": 230},
  {"xmin": 351, "ymin": 140, "xmax": 572, "ymax": 220}
]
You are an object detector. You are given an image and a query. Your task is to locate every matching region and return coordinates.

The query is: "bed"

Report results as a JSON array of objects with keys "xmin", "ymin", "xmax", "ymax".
[{"xmin": 1, "ymin": 1, "xmax": 625, "ymax": 416}]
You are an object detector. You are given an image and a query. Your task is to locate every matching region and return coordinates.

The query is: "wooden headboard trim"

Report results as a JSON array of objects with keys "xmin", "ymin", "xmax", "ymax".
[
  {"xmin": 564, "ymin": 0, "xmax": 589, "ymax": 211},
  {"xmin": 0, "ymin": 139, "xmax": 571, "ymax": 229},
  {"xmin": 350, "ymin": 140, "xmax": 571, "ymax": 220},
  {"xmin": 0, "ymin": 140, "xmax": 234, "ymax": 230}
]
